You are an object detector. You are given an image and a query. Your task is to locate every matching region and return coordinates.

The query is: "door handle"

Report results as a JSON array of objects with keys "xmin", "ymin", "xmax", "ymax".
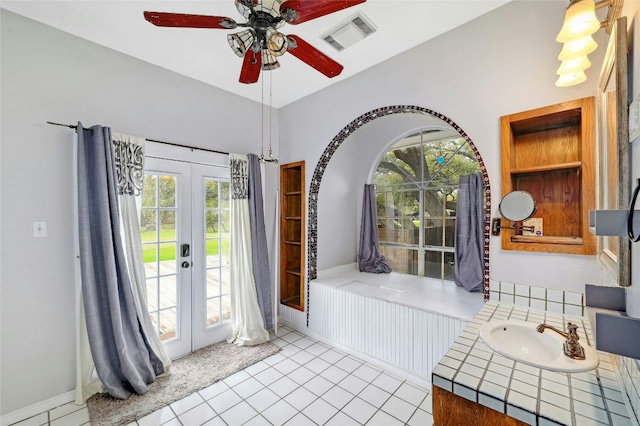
[{"xmin": 181, "ymin": 243, "xmax": 190, "ymax": 257}]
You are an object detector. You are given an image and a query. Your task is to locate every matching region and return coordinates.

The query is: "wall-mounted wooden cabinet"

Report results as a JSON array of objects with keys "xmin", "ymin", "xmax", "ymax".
[
  {"xmin": 280, "ymin": 161, "xmax": 305, "ymax": 311},
  {"xmin": 500, "ymin": 97, "xmax": 596, "ymax": 255}
]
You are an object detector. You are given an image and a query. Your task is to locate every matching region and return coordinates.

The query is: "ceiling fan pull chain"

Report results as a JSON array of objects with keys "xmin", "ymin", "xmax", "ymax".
[
  {"xmin": 260, "ymin": 68, "xmax": 265, "ymax": 162},
  {"xmin": 269, "ymin": 70, "xmax": 273, "ymax": 160}
]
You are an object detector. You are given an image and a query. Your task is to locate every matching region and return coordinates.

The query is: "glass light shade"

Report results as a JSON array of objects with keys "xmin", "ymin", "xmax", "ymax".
[
  {"xmin": 558, "ymin": 35, "xmax": 598, "ymax": 61},
  {"xmin": 266, "ymin": 28, "xmax": 289, "ymax": 56},
  {"xmin": 556, "ymin": 0, "xmax": 601, "ymax": 42},
  {"xmin": 556, "ymin": 56, "xmax": 591, "ymax": 74},
  {"xmin": 262, "ymin": 50, "xmax": 280, "ymax": 71},
  {"xmin": 234, "ymin": 0, "xmax": 252, "ymax": 20},
  {"xmin": 555, "ymin": 71, "xmax": 587, "ymax": 87},
  {"xmin": 236, "ymin": 0, "xmax": 285, "ymax": 28},
  {"xmin": 227, "ymin": 30, "xmax": 255, "ymax": 57}
]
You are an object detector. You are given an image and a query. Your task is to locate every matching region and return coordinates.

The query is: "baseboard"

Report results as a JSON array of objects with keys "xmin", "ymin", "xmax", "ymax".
[
  {"xmin": 1, "ymin": 390, "xmax": 75, "ymax": 426},
  {"xmin": 277, "ymin": 317, "xmax": 433, "ymax": 391}
]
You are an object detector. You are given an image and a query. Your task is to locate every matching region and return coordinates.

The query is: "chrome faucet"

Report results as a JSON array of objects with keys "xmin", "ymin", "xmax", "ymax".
[{"xmin": 536, "ymin": 322, "xmax": 586, "ymax": 360}]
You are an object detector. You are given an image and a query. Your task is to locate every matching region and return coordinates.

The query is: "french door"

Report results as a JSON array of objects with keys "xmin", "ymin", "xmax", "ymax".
[{"xmin": 142, "ymin": 157, "xmax": 231, "ymax": 360}]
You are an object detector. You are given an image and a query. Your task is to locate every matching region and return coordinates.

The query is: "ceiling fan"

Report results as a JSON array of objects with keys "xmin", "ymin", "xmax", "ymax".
[{"xmin": 144, "ymin": 0, "xmax": 366, "ymax": 84}]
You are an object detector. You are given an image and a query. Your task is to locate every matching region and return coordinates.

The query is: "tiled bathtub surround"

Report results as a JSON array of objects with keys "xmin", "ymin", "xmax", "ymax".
[
  {"xmin": 432, "ymin": 302, "xmax": 636, "ymax": 425},
  {"xmin": 489, "ymin": 280, "xmax": 585, "ymax": 316}
]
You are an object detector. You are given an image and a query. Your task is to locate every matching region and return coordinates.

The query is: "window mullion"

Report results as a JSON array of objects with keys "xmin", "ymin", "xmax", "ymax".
[{"xmin": 418, "ymin": 188, "xmax": 425, "ymax": 277}]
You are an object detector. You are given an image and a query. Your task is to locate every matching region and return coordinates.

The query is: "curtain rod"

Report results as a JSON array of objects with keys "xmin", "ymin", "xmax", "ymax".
[{"xmin": 46, "ymin": 121, "xmax": 229, "ymax": 156}]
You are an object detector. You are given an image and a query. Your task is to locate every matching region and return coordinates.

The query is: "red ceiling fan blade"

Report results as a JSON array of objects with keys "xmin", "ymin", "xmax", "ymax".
[
  {"xmin": 239, "ymin": 49, "xmax": 262, "ymax": 84},
  {"xmin": 286, "ymin": 35, "xmax": 343, "ymax": 78},
  {"xmin": 280, "ymin": 0, "xmax": 366, "ymax": 25},
  {"xmin": 143, "ymin": 12, "xmax": 237, "ymax": 29}
]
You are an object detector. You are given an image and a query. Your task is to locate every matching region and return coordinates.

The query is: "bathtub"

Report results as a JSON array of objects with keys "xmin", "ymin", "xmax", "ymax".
[{"xmin": 278, "ymin": 263, "xmax": 485, "ymax": 387}]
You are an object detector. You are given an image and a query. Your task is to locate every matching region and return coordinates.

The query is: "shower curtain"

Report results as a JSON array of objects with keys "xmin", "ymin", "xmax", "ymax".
[
  {"xmin": 227, "ymin": 153, "xmax": 270, "ymax": 346},
  {"xmin": 75, "ymin": 123, "xmax": 166, "ymax": 401},
  {"xmin": 454, "ymin": 173, "xmax": 484, "ymax": 292}
]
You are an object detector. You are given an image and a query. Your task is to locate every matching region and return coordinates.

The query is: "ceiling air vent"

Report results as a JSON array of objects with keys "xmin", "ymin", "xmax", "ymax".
[{"xmin": 322, "ymin": 12, "xmax": 376, "ymax": 52}]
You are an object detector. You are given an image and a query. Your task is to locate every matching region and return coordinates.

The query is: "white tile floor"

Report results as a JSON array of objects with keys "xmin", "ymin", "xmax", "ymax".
[{"xmin": 12, "ymin": 325, "xmax": 433, "ymax": 426}]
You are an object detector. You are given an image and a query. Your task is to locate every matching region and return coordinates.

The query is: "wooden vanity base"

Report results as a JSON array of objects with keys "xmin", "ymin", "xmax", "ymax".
[{"xmin": 433, "ymin": 385, "xmax": 528, "ymax": 425}]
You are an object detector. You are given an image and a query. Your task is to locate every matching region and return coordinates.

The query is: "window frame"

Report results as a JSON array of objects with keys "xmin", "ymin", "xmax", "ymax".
[{"xmin": 373, "ymin": 129, "xmax": 482, "ymax": 280}]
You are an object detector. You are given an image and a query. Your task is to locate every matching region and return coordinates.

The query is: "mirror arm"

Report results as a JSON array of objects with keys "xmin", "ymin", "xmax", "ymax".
[{"xmin": 491, "ymin": 218, "xmax": 535, "ymax": 236}]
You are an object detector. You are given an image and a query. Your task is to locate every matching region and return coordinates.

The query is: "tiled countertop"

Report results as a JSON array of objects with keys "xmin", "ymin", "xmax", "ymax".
[{"xmin": 431, "ymin": 301, "xmax": 635, "ymax": 426}]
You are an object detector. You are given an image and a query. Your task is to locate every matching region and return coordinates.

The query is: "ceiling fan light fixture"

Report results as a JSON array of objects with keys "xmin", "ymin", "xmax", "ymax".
[
  {"xmin": 236, "ymin": 0, "xmax": 283, "ymax": 24},
  {"xmin": 266, "ymin": 28, "xmax": 289, "ymax": 56},
  {"xmin": 256, "ymin": 0, "xmax": 282, "ymax": 20},
  {"xmin": 228, "ymin": 29, "xmax": 255, "ymax": 57},
  {"xmin": 262, "ymin": 50, "xmax": 280, "ymax": 71},
  {"xmin": 235, "ymin": 0, "xmax": 253, "ymax": 21}
]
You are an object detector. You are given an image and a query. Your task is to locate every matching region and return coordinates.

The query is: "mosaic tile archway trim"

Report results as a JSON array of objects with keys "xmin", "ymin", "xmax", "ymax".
[{"xmin": 306, "ymin": 105, "xmax": 492, "ymax": 325}]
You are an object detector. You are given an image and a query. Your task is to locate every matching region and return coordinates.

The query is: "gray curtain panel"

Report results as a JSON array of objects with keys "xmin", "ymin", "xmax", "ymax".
[
  {"xmin": 247, "ymin": 154, "xmax": 273, "ymax": 330},
  {"xmin": 77, "ymin": 123, "xmax": 163, "ymax": 399},
  {"xmin": 358, "ymin": 184, "xmax": 392, "ymax": 273},
  {"xmin": 454, "ymin": 173, "xmax": 484, "ymax": 292}
]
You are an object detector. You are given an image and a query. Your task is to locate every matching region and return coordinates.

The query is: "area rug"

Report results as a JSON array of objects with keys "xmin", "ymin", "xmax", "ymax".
[{"xmin": 87, "ymin": 340, "xmax": 280, "ymax": 426}]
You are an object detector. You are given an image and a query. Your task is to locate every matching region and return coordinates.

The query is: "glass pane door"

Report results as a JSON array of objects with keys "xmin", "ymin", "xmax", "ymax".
[
  {"xmin": 192, "ymin": 164, "xmax": 232, "ymax": 350},
  {"xmin": 142, "ymin": 158, "xmax": 192, "ymax": 359},
  {"xmin": 142, "ymin": 173, "xmax": 179, "ymax": 341},
  {"xmin": 143, "ymin": 159, "xmax": 231, "ymax": 357}
]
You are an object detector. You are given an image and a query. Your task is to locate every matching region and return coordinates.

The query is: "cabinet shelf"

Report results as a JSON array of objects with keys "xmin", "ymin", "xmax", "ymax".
[
  {"xmin": 285, "ymin": 191, "xmax": 302, "ymax": 196},
  {"xmin": 284, "ymin": 241, "xmax": 301, "ymax": 246},
  {"xmin": 285, "ymin": 269, "xmax": 301, "ymax": 277},
  {"xmin": 281, "ymin": 296, "xmax": 303, "ymax": 310},
  {"xmin": 511, "ymin": 236, "xmax": 583, "ymax": 245},
  {"xmin": 285, "ymin": 216, "xmax": 301, "ymax": 221},
  {"xmin": 510, "ymin": 161, "xmax": 582, "ymax": 175}
]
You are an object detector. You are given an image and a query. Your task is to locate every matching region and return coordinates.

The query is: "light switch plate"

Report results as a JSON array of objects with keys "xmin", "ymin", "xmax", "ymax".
[{"xmin": 32, "ymin": 221, "xmax": 47, "ymax": 238}]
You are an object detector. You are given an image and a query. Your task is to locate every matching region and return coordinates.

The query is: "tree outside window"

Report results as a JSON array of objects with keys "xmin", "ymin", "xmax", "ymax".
[{"xmin": 373, "ymin": 129, "xmax": 481, "ymax": 279}]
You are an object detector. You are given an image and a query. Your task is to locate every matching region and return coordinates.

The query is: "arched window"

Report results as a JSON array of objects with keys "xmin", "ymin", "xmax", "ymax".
[{"xmin": 373, "ymin": 128, "xmax": 482, "ymax": 279}]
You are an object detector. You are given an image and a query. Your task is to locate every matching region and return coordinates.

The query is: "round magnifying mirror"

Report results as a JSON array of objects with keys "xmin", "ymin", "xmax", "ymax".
[{"xmin": 499, "ymin": 190, "xmax": 536, "ymax": 221}]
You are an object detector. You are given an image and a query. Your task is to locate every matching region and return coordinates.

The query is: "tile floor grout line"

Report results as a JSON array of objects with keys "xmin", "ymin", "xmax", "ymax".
[{"xmin": 15, "ymin": 325, "xmax": 433, "ymax": 426}]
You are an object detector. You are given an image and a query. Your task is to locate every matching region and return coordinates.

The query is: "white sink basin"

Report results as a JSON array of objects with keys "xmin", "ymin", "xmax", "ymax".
[{"xmin": 478, "ymin": 320, "xmax": 599, "ymax": 372}]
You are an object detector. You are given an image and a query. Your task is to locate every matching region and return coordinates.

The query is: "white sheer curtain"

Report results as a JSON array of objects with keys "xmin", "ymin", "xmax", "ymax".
[
  {"xmin": 227, "ymin": 153, "xmax": 270, "ymax": 346},
  {"xmin": 74, "ymin": 130, "xmax": 170, "ymax": 403},
  {"xmin": 112, "ymin": 132, "xmax": 171, "ymax": 372}
]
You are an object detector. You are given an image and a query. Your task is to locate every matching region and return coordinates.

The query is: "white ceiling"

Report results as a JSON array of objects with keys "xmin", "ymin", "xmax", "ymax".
[{"xmin": 1, "ymin": 1, "xmax": 512, "ymax": 108}]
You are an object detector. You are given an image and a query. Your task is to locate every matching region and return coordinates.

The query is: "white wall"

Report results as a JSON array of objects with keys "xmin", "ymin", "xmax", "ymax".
[
  {"xmin": 0, "ymin": 10, "xmax": 278, "ymax": 414},
  {"xmin": 279, "ymin": 0, "xmax": 612, "ymax": 293}
]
